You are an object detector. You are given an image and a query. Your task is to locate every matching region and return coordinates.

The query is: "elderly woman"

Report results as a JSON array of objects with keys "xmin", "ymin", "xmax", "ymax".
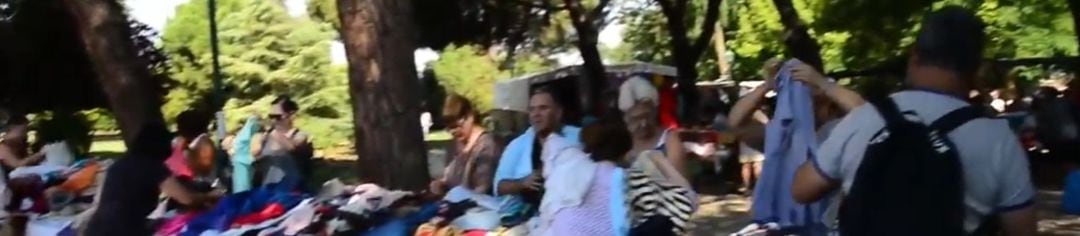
[{"xmin": 618, "ymin": 76, "xmax": 688, "ymax": 180}]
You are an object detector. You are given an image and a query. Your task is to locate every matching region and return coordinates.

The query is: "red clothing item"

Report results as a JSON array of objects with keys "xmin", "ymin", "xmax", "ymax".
[
  {"xmin": 658, "ymin": 88, "xmax": 679, "ymax": 129},
  {"xmin": 231, "ymin": 203, "xmax": 286, "ymax": 227}
]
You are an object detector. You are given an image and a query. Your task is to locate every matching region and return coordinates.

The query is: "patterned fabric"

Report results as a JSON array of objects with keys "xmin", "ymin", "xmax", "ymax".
[
  {"xmin": 444, "ymin": 132, "xmax": 502, "ymax": 194},
  {"xmin": 625, "ymin": 169, "xmax": 694, "ymax": 235},
  {"xmin": 547, "ymin": 163, "xmax": 616, "ymax": 236}
]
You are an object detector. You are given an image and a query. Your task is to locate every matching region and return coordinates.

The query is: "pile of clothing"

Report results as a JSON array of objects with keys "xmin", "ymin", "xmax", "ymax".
[
  {"xmin": 14, "ymin": 158, "xmax": 114, "ymax": 235},
  {"xmin": 152, "ymin": 179, "xmax": 433, "ymax": 236}
]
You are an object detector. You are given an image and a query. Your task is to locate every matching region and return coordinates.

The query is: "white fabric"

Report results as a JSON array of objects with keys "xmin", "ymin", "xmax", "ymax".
[
  {"xmin": 618, "ymin": 76, "xmax": 659, "ymax": 112},
  {"xmin": 42, "ymin": 141, "xmax": 74, "ymax": 167},
  {"xmin": 444, "ymin": 186, "xmax": 500, "ymax": 210},
  {"xmin": 537, "ymin": 134, "xmax": 596, "ymax": 236},
  {"xmin": 340, "ymin": 184, "xmax": 412, "ymax": 215},
  {"xmin": 26, "ymin": 216, "xmax": 74, "ymax": 236},
  {"xmin": 9, "ymin": 165, "xmax": 68, "ymax": 179}
]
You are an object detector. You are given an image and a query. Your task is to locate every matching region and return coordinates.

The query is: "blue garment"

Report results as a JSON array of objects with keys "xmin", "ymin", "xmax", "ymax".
[
  {"xmin": 492, "ymin": 125, "xmax": 582, "ymax": 196},
  {"xmin": 232, "ymin": 117, "xmax": 258, "ymax": 193},
  {"xmin": 750, "ymin": 60, "xmax": 830, "ymax": 231},
  {"xmin": 492, "ymin": 125, "xmax": 580, "ymax": 224},
  {"xmin": 1062, "ymin": 170, "xmax": 1080, "ymax": 214},
  {"xmin": 181, "ymin": 183, "xmax": 305, "ymax": 236}
]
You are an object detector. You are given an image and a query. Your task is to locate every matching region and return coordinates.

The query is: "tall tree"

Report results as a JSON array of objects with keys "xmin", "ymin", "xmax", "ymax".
[
  {"xmin": 771, "ymin": 0, "xmax": 822, "ymax": 71},
  {"xmin": 564, "ymin": 0, "xmax": 612, "ymax": 113},
  {"xmin": 336, "ymin": 0, "xmax": 429, "ymax": 190},
  {"xmin": 654, "ymin": 0, "xmax": 722, "ymax": 119},
  {"xmin": 61, "ymin": 0, "xmax": 165, "ymax": 145}
]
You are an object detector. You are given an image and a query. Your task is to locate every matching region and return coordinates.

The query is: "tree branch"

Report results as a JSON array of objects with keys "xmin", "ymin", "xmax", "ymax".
[
  {"xmin": 691, "ymin": 0, "xmax": 723, "ymax": 56},
  {"xmin": 511, "ymin": 0, "xmax": 567, "ymax": 11},
  {"xmin": 589, "ymin": 0, "xmax": 612, "ymax": 23}
]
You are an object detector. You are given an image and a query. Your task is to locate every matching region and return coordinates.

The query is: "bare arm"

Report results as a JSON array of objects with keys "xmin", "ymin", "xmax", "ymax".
[
  {"xmin": 790, "ymin": 61, "xmax": 865, "ymax": 112},
  {"xmin": 999, "ymin": 206, "xmax": 1036, "ymax": 236},
  {"xmin": 726, "ymin": 85, "xmax": 771, "ymax": 130},
  {"xmin": 820, "ymin": 82, "xmax": 866, "ymax": 112},
  {"xmin": 0, "ymin": 145, "xmax": 43, "ymax": 168},
  {"xmin": 792, "ymin": 161, "xmax": 838, "ymax": 204},
  {"xmin": 664, "ymin": 130, "xmax": 688, "ymax": 178},
  {"xmin": 160, "ymin": 176, "xmax": 222, "ymax": 207},
  {"xmin": 647, "ymin": 151, "xmax": 691, "ymax": 189}
]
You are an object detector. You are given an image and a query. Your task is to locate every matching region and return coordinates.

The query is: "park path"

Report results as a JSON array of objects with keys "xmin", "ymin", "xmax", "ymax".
[{"xmin": 686, "ymin": 190, "xmax": 1080, "ymax": 236}]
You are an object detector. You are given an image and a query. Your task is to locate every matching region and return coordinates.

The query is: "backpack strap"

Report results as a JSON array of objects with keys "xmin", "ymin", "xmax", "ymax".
[
  {"xmin": 929, "ymin": 106, "xmax": 985, "ymax": 134},
  {"xmin": 868, "ymin": 96, "xmax": 907, "ymax": 130}
]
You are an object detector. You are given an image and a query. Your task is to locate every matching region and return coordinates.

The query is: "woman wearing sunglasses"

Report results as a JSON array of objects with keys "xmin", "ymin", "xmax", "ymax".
[{"xmin": 252, "ymin": 95, "xmax": 313, "ymax": 190}]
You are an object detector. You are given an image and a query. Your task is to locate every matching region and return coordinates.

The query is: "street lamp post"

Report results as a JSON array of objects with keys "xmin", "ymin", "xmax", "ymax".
[{"xmin": 208, "ymin": 0, "xmax": 225, "ymax": 137}]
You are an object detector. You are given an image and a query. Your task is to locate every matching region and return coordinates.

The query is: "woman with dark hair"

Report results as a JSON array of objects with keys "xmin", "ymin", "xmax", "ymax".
[
  {"xmin": 254, "ymin": 95, "xmax": 313, "ymax": 189},
  {"xmin": 86, "ymin": 123, "xmax": 223, "ymax": 235},
  {"xmin": 430, "ymin": 94, "xmax": 502, "ymax": 196},
  {"xmin": 536, "ymin": 117, "xmax": 695, "ymax": 236}
]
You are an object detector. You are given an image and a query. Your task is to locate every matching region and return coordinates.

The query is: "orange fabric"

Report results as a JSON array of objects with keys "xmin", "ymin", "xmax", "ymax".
[{"xmin": 57, "ymin": 163, "xmax": 99, "ymax": 192}]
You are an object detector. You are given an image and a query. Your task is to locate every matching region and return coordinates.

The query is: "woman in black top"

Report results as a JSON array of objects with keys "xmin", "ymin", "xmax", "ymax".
[{"xmin": 85, "ymin": 123, "xmax": 222, "ymax": 235}]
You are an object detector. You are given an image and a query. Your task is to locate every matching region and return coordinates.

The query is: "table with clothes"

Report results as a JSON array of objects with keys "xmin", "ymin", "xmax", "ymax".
[
  {"xmin": 3, "ymin": 157, "xmax": 114, "ymax": 235},
  {"xmin": 148, "ymin": 180, "xmax": 440, "ymax": 236}
]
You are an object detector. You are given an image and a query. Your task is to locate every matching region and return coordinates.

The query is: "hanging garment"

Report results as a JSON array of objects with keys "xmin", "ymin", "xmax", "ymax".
[
  {"xmin": 232, "ymin": 117, "xmax": 259, "ymax": 193},
  {"xmin": 749, "ymin": 60, "xmax": 831, "ymax": 230}
]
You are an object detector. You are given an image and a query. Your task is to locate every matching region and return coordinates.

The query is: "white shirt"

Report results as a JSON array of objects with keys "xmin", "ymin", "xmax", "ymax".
[{"xmin": 813, "ymin": 90, "xmax": 1035, "ymax": 232}]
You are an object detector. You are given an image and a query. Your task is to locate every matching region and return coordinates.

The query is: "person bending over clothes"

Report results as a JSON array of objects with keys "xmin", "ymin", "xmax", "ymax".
[{"xmin": 85, "ymin": 123, "xmax": 224, "ymax": 236}]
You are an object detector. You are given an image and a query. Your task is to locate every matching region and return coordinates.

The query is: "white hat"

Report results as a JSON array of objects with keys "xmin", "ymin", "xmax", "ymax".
[{"xmin": 618, "ymin": 75, "xmax": 659, "ymax": 112}]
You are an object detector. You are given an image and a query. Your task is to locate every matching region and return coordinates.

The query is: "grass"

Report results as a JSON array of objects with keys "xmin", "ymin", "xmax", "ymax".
[
  {"xmin": 89, "ymin": 138, "xmax": 126, "ymax": 158},
  {"xmin": 425, "ymin": 131, "xmax": 452, "ymax": 141}
]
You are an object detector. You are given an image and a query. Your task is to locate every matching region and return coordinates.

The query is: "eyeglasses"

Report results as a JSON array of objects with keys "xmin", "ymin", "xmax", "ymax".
[{"xmin": 268, "ymin": 114, "xmax": 284, "ymax": 120}]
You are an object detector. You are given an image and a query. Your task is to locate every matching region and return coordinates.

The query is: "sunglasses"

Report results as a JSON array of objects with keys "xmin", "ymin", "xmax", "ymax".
[{"xmin": 268, "ymin": 114, "xmax": 285, "ymax": 120}]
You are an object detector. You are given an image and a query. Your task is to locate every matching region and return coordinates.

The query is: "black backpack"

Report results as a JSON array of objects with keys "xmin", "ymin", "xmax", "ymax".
[{"xmin": 839, "ymin": 97, "xmax": 984, "ymax": 236}]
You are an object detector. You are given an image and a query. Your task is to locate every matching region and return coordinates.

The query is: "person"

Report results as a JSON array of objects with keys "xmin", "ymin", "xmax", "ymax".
[
  {"xmin": 431, "ymin": 94, "xmax": 502, "ymax": 196},
  {"xmin": 169, "ymin": 110, "xmax": 218, "ymax": 183},
  {"xmin": 254, "ymin": 95, "xmax": 313, "ymax": 190},
  {"xmin": 538, "ymin": 117, "xmax": 695, "ymax": 236},
  {"xmin": 85, "ymin": 123, "xmax": 224, "ymax": 235},
  {"xmin": 618, "ymin": 75, "xmax": 688, "ymax": 180},
  {"xmin": 423, "ymin": 94, "xmax": 504, "ymax": 231},
  {"xmin": 492, "ymin": 86, "xmax": 581, "ymax": 229},
  {"xmin": 791, "ymin": 7, "xmax": 1036, "ymax": 236},
  {"xmin": 727, "ymin": 59, "xmax": 864, "ymax": 194},
  {"xmin": 0, "ymin": 115, "xmax": 44, "ymax": 171}
]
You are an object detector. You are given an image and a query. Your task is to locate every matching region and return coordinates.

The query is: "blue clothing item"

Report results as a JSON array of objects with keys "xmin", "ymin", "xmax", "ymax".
[
  {"xmin": 492, "ymin": 125, "xmax": 582, "ymax": 196},
  {"xmin": 181, "ymin": 183, "xmax": 305, "ymax": 236},
  {"xmin": 750, "ymin": 60, "xmax": 830, "ymax": 231},
  {"xmin": 232, "ymin": 117, "xmax": 259, "ymax": 193},
  {"xmin": 609, "ymin": 168, "xmax": 629, "ymax": 235},
  {"xmin": 1062, "ymin": 170, "xmax": 1080, "ymax": 214}
]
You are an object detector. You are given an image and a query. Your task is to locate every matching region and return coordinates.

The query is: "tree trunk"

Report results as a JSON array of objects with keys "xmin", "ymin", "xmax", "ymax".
[
  {"xmin": 1068, "ymin": 0, "xmax": 1080, "ymax": 70},
  {"xmin": 713, "ymin": 23, "xmax": 731, "ymax": 80},
  {"xmin": 61, "ymin": 0, "xmax": 165, "ymax": 146},
  {"xmin": 771, "ymin": 0, "xmax": 823, "ymax": 71},
  {"xmin": 656, "ymin": 0, "xmax": 721, "ymax": 122},
  {"xmin": 337, "ymin": 0, "xmax": 429, "ymax": 190},
  {"xmin": 564, "ymin": 0, "xmax": 609, "ymax": 116}
]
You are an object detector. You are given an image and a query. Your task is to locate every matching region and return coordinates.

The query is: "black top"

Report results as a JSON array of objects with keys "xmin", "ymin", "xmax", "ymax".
[{"xmin": 84, "ymin": 156, "xmax": 171, "ymax": 236}]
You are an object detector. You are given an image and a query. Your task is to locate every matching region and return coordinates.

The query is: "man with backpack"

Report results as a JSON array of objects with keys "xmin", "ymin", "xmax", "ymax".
[{"xmin": 791, "ymin": 7, "xmax": 1036, "ymax": 236}]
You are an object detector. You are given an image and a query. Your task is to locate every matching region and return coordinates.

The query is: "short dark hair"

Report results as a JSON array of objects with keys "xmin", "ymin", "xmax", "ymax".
[
  {"xmin": 581, "ymin": 117, "xmax": 632, "ymax": 162},
  {"xmin": 272, "ymin": 95, "xmax": 300, "ymax": 114},
  {"xmin": 530, "ymin": 85, "xmax": 563, "ymax": 108},
  {"xmin": 128, "ymin": 122, "xmax": 174, "ymax": 160},
  {"xmin": 176, "ymin": 109, "xmax": 210, "ymax": 141},
  {"xmin": 913, "ymin": 6, "xmax": 986, "ymax": 79},
  {"xmin": 442, "ymin": 93, "xmax": 477, "ymax": 125}
]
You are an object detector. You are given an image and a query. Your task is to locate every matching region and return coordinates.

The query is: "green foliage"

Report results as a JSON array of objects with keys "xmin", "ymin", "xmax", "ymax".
[
  {"xmin": 619, "ymin": 0, "xmax": 720, "ymax": 80},
  {"xmin": 620, "ymin": 0, "xmax": 1080, "ymax": 84},
  {"xmin": 431, "ymin": 44, "xmax": 555, "ymax": 112},
  {"xmin": 162, "ymin": 0, "xmax": 349, "ymax": 149}
]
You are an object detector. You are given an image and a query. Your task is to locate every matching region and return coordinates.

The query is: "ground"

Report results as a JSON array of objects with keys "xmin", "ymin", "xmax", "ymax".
[{"xmin": 685, "ymin": 191, "xmax": 1080, "ymax": 235}]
